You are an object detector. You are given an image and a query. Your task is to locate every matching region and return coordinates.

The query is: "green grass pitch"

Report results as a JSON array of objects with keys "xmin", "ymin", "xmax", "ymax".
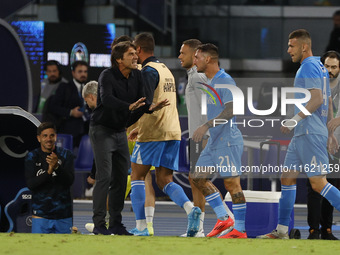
[{"xmin": 1, "ymin": 233, "xmax": 340, "ymax": 255}]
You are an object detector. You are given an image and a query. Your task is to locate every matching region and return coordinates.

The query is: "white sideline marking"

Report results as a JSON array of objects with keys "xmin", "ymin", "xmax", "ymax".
[{"xmin": 73, "ymin": 199, "xmax": 307, "ymax": 208}]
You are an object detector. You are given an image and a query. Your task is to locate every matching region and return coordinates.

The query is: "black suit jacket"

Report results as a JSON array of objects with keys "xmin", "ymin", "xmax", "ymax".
[{"xmin": 49, "ymin": 80, "xmax": 85, "ymax": 143}]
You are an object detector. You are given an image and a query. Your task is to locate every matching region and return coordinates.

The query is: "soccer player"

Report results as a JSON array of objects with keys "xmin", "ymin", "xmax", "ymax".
[
  {"xmin": 111, "ymin": 35, "xmax": 157, "ymax": 236},
  {"xmin": 258, "ymin": 29, "xmax": 340, "ymax": 239},
  {"xmin": 178, "ymin": 39, "xmax": 234, "ymax": 237},
  {"xmin": 192, "ymin": 43, "xmax": 247, "ymax": 239},
  {"xmin": 129, "ymin": 32, "xmax": 201, "ymax": 237},
  {"xmin": 25, "ymin": 122, "xmax": 74, "ymax": 234}
]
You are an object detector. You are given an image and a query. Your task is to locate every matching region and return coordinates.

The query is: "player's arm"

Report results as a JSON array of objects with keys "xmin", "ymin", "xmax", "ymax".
[
  {"xmin": 126, "ymin": 68, "xmax": 159, "ymax": 126},
  {"xmin": 328, "ymin": 94, "xmax": 340, "ymax": 133},
  {"xmin": 192, "ymin": 101, "xmax": 233, "ymax": 142},
  {"xmin": 327, "ymin": 97, "xmax": 339, "ymax": 154},
  {"xmin": 127, "ymin": 127, "xmax": 139, "ymax": 141},
  {"xmin": 25, "ymin": 153, "xmax": 53, "ymax": 190},
  {"xmin": 281, "ymin": 88, "xmax": 322, "ymax": 134},
  {"xmin": 140, "ymin": 67, "xmax": 169, "ymax": 112},
  {"xmin": 54, "ymin": 151, "xmax": 75, "ymax": 186},
  {"xmin": 327, "ymin": 116, "xmax": 340, "ymax": 133},
  {"xmin": 100, "ymin": 71, "xmax": 145, "ymax": 111},
  {"xmin": 328, "ymin": 96, "xmax": 334, "ymax": 122},
  {"xmin": 296, "ymin": 88, "xmax": 323, "ymax": 118}
]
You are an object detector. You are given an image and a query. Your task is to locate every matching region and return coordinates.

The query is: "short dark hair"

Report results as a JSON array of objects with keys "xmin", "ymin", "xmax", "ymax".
[
  {"xmin": 45, "ymin": 60, "xmax": 61, "ymax": 72},
  {"xmin": 37, "ymin": 122, "xmax": 56, "ymax": 135},
  {"xmin": 111, "ymin": 41, "xmax": 136, "ymax": 67},
  {"xmin": 71, "ymin": 60, "xmax": 88, "ymax": 71},
  {"xmin": 134, "ymin": 32, "xmax": 155, "ymax": 53},
  {"xmin": 196, "ymin": 43, "xmax": 219, "ymax": 59},
  {"xmin": 183, "ymin": 39, "xmax": 202, "ymax": 50},
  {"xmin": 288, "ymin": 29, "xmax": 311, "ymax": 41},
  {"xmin": 321, "ymin": 50, "xmax": 340, "ymax": 65},
  {"xmin": 111, "ymin": 35, "xmax": 133, "ymax": 49}
]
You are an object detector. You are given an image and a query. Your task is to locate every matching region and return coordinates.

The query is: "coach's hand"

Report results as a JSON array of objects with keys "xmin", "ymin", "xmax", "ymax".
[{"xmin": 129, "ymin": 97, "xmax": 146, "ymax": 111}]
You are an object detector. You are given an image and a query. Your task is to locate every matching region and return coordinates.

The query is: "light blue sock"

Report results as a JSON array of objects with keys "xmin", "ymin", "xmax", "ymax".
[
  {"xmin": 131, "ymin": 180, "xmax": 146, "ymax": 220},
  {"xmin": 163, "ymin": 182, "xmax": 190, "ymax": 207},
  {"xmin": 321, "ymin": 183, "xmax": 340, "ymax": 211},
  {"xmin": 278, "ymin": 185, "xmax": 296, "ymax": 227},
  {"xmin": 232, "ymin": 203, "xmax": 246, "ymax": 232},
  {"xmin": 205, "ymin": 192, "xmax": 228, "ymax": 220}
]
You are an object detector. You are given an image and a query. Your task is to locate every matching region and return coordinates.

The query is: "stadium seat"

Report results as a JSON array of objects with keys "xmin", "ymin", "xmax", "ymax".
[
  {"xmin": 74, "ymin": 135, "xmax": 94, "ymax": 198},
  {"xmin": 56, "ymin": 133, "xmax": 73, "ymax": 150},
  {"xmin": 4, "ymin": 187, "xmax": 32, "ymax": 233},
  {"xmin": 74, "ymin": 135, "xmax": 93, "ymax": 172}
]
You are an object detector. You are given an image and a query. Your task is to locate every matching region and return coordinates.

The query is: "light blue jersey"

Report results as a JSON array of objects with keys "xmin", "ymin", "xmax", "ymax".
[
  {"xmin": 293, "ymin": 56, "xmax": 330, "ymax": 137},
  {"xmin": 284, "ymin": 56, "xmax": 331, "ymax": 176},
  {"xmin": 195, "ymin": 69, "xmax": 243, "ymax": 177},
  {"xmin": 205, "ymin": 69, "xmax": 243, "ymax": 149}
]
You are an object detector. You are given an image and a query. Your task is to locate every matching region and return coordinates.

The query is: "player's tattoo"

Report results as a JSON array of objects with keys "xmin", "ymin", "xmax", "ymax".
[
  {"xmin": 231, "ymin": 192, "xmax": 246, "ymax": 204},
  {"xmin": 201, "ymin": 183, "xmax": 219, "ymax": 197},
  {"xmin": 205, "ymin": 102, "xmax": 234, "ymax": 128},
  {"xmin": 192, "ymin": 178, "xmax": 218, "ymax": 196}
]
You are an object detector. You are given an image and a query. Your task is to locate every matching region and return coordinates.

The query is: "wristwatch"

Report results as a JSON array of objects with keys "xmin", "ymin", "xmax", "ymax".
[{"xmin": 54, "ymin": 159, "xmax": 62, "ymax": 170}]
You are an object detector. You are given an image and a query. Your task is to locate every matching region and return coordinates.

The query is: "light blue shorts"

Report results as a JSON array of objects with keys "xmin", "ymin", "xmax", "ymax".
[
  {"xmin": 131, "ymin": 141, "xmax": 180, "ymax": 171},
  {"xmin": 32, "ymin": 217, "xmax": 72, "ymax": 234},
  {"xmin": 284, "ymin": 134, "xmax": 329, "ymax": 177},
  {"xmin": 195, "ymin": 144, "xmax": 243, "ymax": 178}
]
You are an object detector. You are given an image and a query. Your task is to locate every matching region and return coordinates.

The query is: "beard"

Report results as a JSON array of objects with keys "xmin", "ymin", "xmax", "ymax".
[
  {"xmin": 329, "ymin": 72, "xmax": 339, "ymax": 79},
  {"xmin": 75, "ymin": 77, "xmax": 87, "ymax": 84},
  {"xmin": 49, "ymin": 75, "xmax": 62, "ymax": 84}
]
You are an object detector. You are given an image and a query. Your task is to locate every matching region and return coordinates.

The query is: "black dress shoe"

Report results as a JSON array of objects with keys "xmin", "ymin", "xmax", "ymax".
[
  {"xmin": 93, "ymin": 226, "xmax": 114, "ymax": 235},
  {"xmin": 321, "ymin": 228, "xmax": 338, "ymax": 240},
  {"xmin": 109, "ymin": 224, "xmax": 133, "ymax": 236},
  {"xmin": 307, "ymin": 229, "xmax": 320, "ymax": 239}
]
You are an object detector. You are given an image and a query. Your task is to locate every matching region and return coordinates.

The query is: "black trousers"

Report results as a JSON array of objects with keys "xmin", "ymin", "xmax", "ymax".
[
  {"xmin": 89, "ymin": 125, "xmax": 130, "ymax": 228},
  {"xmin": 307, "ymin": 154, "xmax": 340, "ymax": 231}
]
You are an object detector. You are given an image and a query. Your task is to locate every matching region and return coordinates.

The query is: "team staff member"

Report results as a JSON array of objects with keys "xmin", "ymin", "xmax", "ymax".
[
  {"xmin": 48, "ymin": 60, "xmax": 89, "ymax": 147},
  {"xmin": 25, "ymin": 122, "xmax": 74, "ymax": 234},
  {"xmin": 38, "ymin": 60, "xmax": 68, "ymax": 114},
  {"xmin": 307, "ymin": 51, "xmax": 340, "ymax": 240},
  {"xmin": 90, "ymin": 41, "xmax": 168, "ymax": 235},
  {"xmin": 178, "ymin": 39, "xmax": 209, "ymax": 237}
]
